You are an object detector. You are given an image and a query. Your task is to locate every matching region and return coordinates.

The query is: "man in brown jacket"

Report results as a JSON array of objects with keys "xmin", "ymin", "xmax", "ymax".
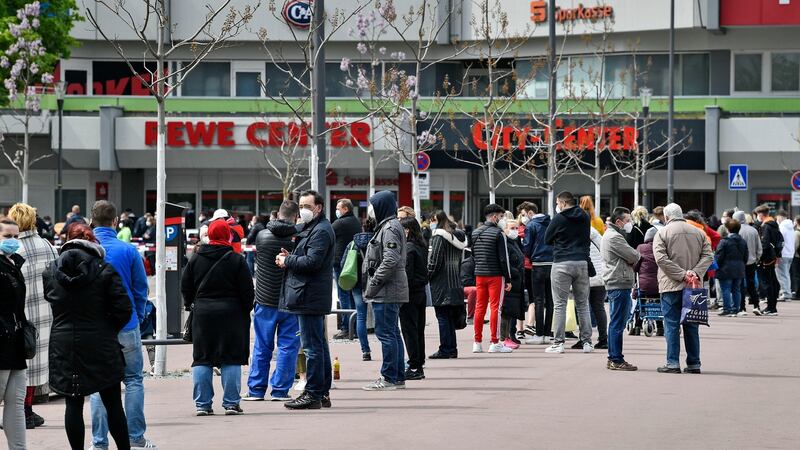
[{"xmin": 652, "ymin": 203, "xmax": 714, "ymax": 374}]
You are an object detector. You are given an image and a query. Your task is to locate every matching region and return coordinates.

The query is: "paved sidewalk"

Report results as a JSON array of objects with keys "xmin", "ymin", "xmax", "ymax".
[{"xmin": 23, "ymin": 302, "xmax": 800, "ymax": 449}]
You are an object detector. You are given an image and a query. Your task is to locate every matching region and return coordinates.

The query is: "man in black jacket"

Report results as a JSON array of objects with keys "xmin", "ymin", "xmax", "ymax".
[
  {"xmin": 332, "ymin": 199, "xmax": 362, "ymax": 339},
  {"xmin": 543, "ymin": 191, "xmax": 593, "ymax": 354},
  {"xmin": 278, "ymin": 191, "xmax": 335, "ymax": 410},
  {"xmin": 245, "ymin": 201, "xmax": 300, "ymax": 402},
  {"xmin": 470, "ymin": 204, "xmax": 512, "ymax": 354},
  {"xmin": 755, "ymin": 205, "xmax": 781, "ymax": 315}
]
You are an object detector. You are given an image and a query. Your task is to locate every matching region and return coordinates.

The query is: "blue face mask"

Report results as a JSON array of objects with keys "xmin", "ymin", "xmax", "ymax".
[
  {"xmin": 430, "ymin": 223, "xmax": 438, "ymax": 231},
  {"xmin": 0, "ymin": 238, "xmax": 20, "ymax": 256}
]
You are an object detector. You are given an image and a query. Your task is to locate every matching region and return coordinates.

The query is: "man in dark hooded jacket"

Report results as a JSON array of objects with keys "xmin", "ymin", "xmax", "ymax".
[
  {"xmin": 362, "ymin": 190, "xmax": 408, "ymax": 391},
  {"xmin": 544, "ymin": 191, "xmax": 593, "ymax": 354},
  {"xmin": 522, "ymin": 202, "xmax": 554, "ymax": 344},
  {"xmin": 246, "ymin": 200, "xmax": 300, "ymax": 402}
]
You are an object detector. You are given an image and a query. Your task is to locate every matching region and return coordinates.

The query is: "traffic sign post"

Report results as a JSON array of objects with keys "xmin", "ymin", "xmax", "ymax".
[
  {"xmin": 417, "ymin": 151, "xmax": 431, "ymax": 172},
  {"xmin": 791, "ymin": 171, "xmax": 800, "ymax": 191},
  {"xmin": 418, "ymin": 172, "xmax": 430, "ymax": 200},
  {"xmin": 728, "ymin": 164, "xmax": 748, "ymax": 191}
]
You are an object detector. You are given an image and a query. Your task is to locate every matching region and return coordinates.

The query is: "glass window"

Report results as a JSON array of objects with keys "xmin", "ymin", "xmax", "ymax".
[
  {"xmin": 603, "ymin": 55, "xmax": 635, "ymax": 98},
  {"xmin": 516, "ymin": 58, "xmax": 549, "ymax": 99},
  {"xmin": 64, "ymin": 70, "xmax": 87, "ymax": 95},
  {"xmin": 771, "ymin": 53, "xmax": 800, "ymax": 92},
  {"xmin": 635, "ymin": 54, "xmax": 670, "ymax": 96},
  {"xmin": 235, "ymin": 72, "xmax": 261, "ymax": 97},
  {"xmin": 92, "ymin": 61, "xmax": 159, "ymax": 96},
  {"xmin": 221, "ymin": 190, "xmax": 256, "ymax": 221},
  {"xmin": 167, "ymin": 193, "xmax": 197, "ymax": 229},
  {"xmin": 264, "ymin": 62, "xmax": 307, "ymax": 97},
  {"xmin": 54, "ymin": 189, "xmax": 86, "ymax": 222},
  {"xmin": 569, "ymin": 55, "xmax": 605, "ymax": 98},
  {"xmin": 734, "ymin": 54, "xmax": 762, "ymax": 92},
  {"xmin": 430, "ymin": 62, "xmax": 462, "ymax": 97},
  {"xmin": 421, "ymin": 191, "xmax": 444, "ymax": 221},
  {"xmin": 181, "ymin": 62, "xmax": 230, "ymax": 97},
  {"xmin": 449, "ymin": 191, "xmax": 466, "ymax": 224},
  {"xmin": 201, "ymin": 190, "xmax": 218, "ymax": 217},
  {"xmin": 681, "ymin": 53, "xmax": 709, "ymax": 95},
  {"xmin": 258, "ymin": 191, "xmax": 284, "ymax": 218}
]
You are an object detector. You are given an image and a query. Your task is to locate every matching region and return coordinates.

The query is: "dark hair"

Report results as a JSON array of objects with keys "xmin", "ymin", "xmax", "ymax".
[
  {"xmin": 516, "ymin": 201, "xmax": 536, "ymax": 214},
  {"xmin": 400, "ymin": 217, "xmax": 426, "ymax": 248},
  {"xmin": 279, "ymin": 200, "xmax": 299, "ymax": 221},
  {"xmin": 0, "ymin": 218, "xmax": 18, "ymax": 228},
  {"xmin": 432, "ymin": 210, "xmax": 455, "ymax": 232},
  {"xmin": 723, "ymin": 209, "xmax": 735, "ymax": 218},
  {"xmin": 652, "ymin": 206, "xmax": 665, "ymax": 219},
  {"xmin": 483, "ymin": 203, "xmax": 505, "ymax": 218},
  {"xmin": 776, "ymin": 209, "xmax": 788, "ymax": 218},
  {"xmin": 91, "ymin": 200, "xmax": 118, "ymax": 227},
  {"xmin": 725, "ymin": 219, "xmax": 741, "ymax": 234},
  {"xmin": 67, "ymin": 223, "xmax": 97, "ymax": 242},
  {"xmin": 121, "ymin": 218, "xmax": 134, "ymax": 229},
  {"xmin": 685, "ymin": 210, "xmax": 705, "ymax": 224},
  {"xmin": 556, "ymin": 191, "xmax": 576, "ymax": 206},
  {"xmin": 269, "ymin": 210, "xmax": 278, "ymax": 219},
  {"xmin": 337, "ymin": 199, "xmax": 353, "ymax": 212},
  {"xmin": 754, "ymin": 205, "xmax": 770, "ymax": 216},
  {"xmin": 300, "ymin": 190, "xmax": 324, "ymax": 206},
  {"xmin": 610, "ymin": 206, "xmax": 630, "ymax": 224},
  {"xmin": 43, "ymin": 215, "xmax": 51, "ymax": 222},
  {"xmin": 363, "ymin": 216, "xmax": 376, "ymax": 233},
  {"xmin": 258, "ymin": 214, "xmax": 269, "ymax": 225}
]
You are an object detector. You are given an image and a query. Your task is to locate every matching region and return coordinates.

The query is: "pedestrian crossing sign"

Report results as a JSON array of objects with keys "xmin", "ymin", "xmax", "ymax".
[{"xmin": 728, "ymin": 164, "xmax": 748, "ymax": 191}]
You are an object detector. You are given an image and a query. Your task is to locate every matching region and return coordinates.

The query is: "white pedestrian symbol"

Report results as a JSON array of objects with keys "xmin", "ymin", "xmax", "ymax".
[{"xmin": 731, "ymin": 169, "xmax": 746, "ymax": 188}]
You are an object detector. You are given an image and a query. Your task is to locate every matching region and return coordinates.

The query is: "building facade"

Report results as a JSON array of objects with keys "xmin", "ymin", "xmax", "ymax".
[{"xmin": 1, "ymin": 0, "xmax": 799, "ymax": 225}]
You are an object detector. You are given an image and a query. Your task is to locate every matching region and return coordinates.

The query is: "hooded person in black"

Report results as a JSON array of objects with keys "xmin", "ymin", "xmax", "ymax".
[
  {"xmin": 756, "ymin": 205, "xmax": 782, "ymax": 314},
  {"xmin": 543, "ymin": 191, "xmax": 594, "ymax": 354},
  {"xmin": 332, "ymin": 199, "xmax": 363, "ymax": 339}
]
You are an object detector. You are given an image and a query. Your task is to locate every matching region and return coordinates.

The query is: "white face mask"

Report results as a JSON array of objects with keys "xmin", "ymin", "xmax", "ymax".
[
  {"xmin": 521, "ymin": 216, "xmax": 530, "ymax": 225},
  {"xmin": 507, "ymin": 229, "xmax": 519, "ymax": 240},
  {"xmin": 623, "ymin": 221, "xmax": 633, "ymax": 233},
  {"xmin": 367, "ymin": 204, "xmax": 376, "ymax": 220},
  {"xmin": 555, "ymin": 205, "xmax": 562, "ymax": 214},
  {"xmin": 299, "ymin": 208, "xmax": 314, "ymax": 224},
  {"xmin": 498, "ymin": 218, "xmax": 507, "ymax": 231},
  {"xmin": 335, "ymin": 210, "xmax": 342, "ymax": 219}
]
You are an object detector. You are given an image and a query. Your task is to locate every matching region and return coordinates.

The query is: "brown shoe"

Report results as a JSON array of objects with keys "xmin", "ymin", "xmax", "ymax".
[{"xmin": 607, "ymin": 360, "xmax": 638, "ymax": 371}]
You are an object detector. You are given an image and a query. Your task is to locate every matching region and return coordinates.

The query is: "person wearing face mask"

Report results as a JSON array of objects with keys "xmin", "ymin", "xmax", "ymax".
[
  {"xmin": 470, "ymin": 204, "xmax": 512, "ymax": 354},
  {"xmin": 601, "ymin": 207, "xmax": 641, "ymax": 371},
  {"xmin": 331, "ymin": 199, "xmax": 363, "ymax": 340},
  {"xmin": 0, "ymin": 218, "xmax": 29, "ymax": 449},
  {"xmin": 626, "ymin": 206, "xmax": 653, "ymax": 250},
  {"xmin": 116, "ymin": 218, "xmax": 133, "ymax": 243},
  {"xmin": 277, "ymin": 190, "xmax": 335, "ymax": 409},
  {"xmin": 499, "ymin": 215, "xmax": 525, "ymax": 352},
  {"xmin": 515, "ymin": 202, "xmax": 537, "ymax": 339}
]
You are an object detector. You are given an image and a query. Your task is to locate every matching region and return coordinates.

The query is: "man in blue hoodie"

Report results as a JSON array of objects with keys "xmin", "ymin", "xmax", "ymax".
[
  {"xmin": 522, "ymin": 202, "xmax": 554, "ymax": 345},
  {"xmin": 89, "ymin": 201, "xmax": 155, "ymax": 450}
]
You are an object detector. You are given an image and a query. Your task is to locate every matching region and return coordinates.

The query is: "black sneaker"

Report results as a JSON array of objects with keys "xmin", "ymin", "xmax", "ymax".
[
  {"xmin": 332, "ymin": 330, "xmax": 349, "ymax": 340},
  {"xmin": 683, "ymin": 367, "xmax": 701, "ymax": 374},
  {"xmin": 321, "ymin": 395, "xmax": 332, "ymax": 408},
  {"xmin": 565, "ymin": 331, "xmax": 578, "ymax": 339},
  {"xmin": 284, "ymin": 392, "xmax": 322, "ymax": 410},
  {"xmin": 657, "ymin": 366, "xmax": 681, "ymax": 374},
  {"xmin": 362, "ymin": 352, "xmax": 372, "ymax": 361},
  {"xmin": 595, "ymin": 340, "xmax": 608, "ymax": 349},
  {"xmin": 524, "ymin": 325, "xmax": 536, "ymax": 336},
  {"xmin": 32, "ymin": 411, "xmax": 44, "ymax": 427},
  {"xmin": 429, "ymin": 351, "xmax": 455, "ymax": 359},
  {"xmin": 224, "ymin": 405, "xmax": 244, "ymax": 415},
  {"xmin": 607, "ymin": 360, "xmax": 638, "ymax": 371},
  {"xmin": 195, "ymin": 408, "xmax": 214, "ymax": 416},
  {"xmin": 404, "ymin": 368, "xmax": 425, "ymax": 380},
  {"xmin": 25, "ymin": 414, "xmax": 35, "ymax": 429},
  {"xmin": 570, "ymin": 340, "xmax": 584, "ymax": 350}
]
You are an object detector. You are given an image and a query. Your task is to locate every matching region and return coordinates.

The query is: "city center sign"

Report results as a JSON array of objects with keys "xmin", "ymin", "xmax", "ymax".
[
  {"xmin": 471, "ymin": 119, "xmax": 637, "ymax": 152},
  {"xmin": 530, "ymin": 1, "xmax": 614, "ymax": 24}
]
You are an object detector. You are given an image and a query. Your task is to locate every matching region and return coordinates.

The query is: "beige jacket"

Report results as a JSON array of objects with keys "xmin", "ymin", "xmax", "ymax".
[{"xmin": 652, "ymin": 219, "xmax": 714, "ymax": 293}]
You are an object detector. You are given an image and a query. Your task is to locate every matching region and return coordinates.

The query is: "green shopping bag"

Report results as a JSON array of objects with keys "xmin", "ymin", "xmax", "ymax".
[{"xmin": 338, "ymin": 242, "xmax": 359, "ymax": 290}]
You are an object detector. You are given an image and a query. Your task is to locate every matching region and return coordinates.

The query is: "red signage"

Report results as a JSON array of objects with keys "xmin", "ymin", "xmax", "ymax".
[
  {"xmin": 531, "ymin": 1, "xmax": 614, "ymax": 23},
  {"xmin": 144, "ymin": 120, "xmax": 371, "ymax": 148},
  {"xmin": 95, "ymin": 182, "xmax": 109, "ymax": 200},
  {"xmin": 721, "ymin": 0, "xmax": 800, "ymax": 26},
  {"xmin": 341, "ymin": 176, "xmax": 398, "ymax": 188},
  {"xmin": 471, "ymin": 119, "xmax": 637, "ymax": 152}
]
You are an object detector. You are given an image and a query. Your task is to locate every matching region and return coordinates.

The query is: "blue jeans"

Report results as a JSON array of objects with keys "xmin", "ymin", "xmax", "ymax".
[
  {"xmin": 334, "ymin": 267, "xmax": 354, "ymax": 331},
  {"xmin": 607, "ymin": 289, "xmax": 632, "ymax": 363},
  {"xmin": 719, "ymin": 278, "xmax": 742, "ymax": 314},
  {"xmin": 661, "ymin": 291, "xmax": 701, "ymax": 369},
  {"xmin": 776, "ymin": 257, "xmax": 793, "ymax": 298},
  {"xmin": 372, "ymin": 303, "xmax": 405, "ymax": 384},
  {"xmin": 248, "ymin": 304, "xmax": 301, "ymax": 398},
  {"xmin": 297, "ymin": 315, "xmax": 331, "ymax": 400},
  {"xmin": 246, "ymin": 251, "xmax": 256, "ymax": 277},
  {"xmin": 351, "ymin": 286, "xmax": 371, "ymax": 354},
  {"xmin": 91, "ymin": 327, "xmax": 145, "ymax": 446},
  {"xmin": 193, "ymin": 365, "xmax": 241, "ymax": 409},
  {"xmin": 434, "ymin": 305, "xmax": 458, "ymax": 356}
]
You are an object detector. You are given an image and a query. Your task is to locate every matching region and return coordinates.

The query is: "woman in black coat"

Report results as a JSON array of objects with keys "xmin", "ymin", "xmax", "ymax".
[
  {"xmin": 427, "ymin": 211, "xmax": 467, "ymax": 359},
  {"xmin": 43, "ymin": 224, "xmax": 132, "ymax": 450},
  {"xmin": 181, "ymin": 220, "xmax": 254, "ymax": 416},
  {"xmin": 715, "ymin": 219, "xmax": 749, "ymax": 316},
  {"xmin": 499, "ymin": 218, "xmax": 525, "ymax": 351},
  {"xmin": 399, "ymin": 217, "xmax": 429, "ymax": 380},
  {"xmin": 0, "ymin": 218, "xmax": 29, "ymax": 448}
]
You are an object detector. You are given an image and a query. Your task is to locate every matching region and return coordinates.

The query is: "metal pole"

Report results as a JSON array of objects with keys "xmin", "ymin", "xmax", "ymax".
[
  {"xmin": 546, "ymin": 0, "xmax": 556, "ymax": 216},
  {"xmin": 56, "ymin": 98, "xmax": 63, "ymax": 220},
  {"xmin": 311, "ymin": 0, "xmax": 327, "ymax": 204},
  {"xmin": 642, "ymin": 106, "xmax": 649, "ymax": 210},
  {"xmin": 666, "ymin": 0, "xmax": 675, "ymax": 203}
]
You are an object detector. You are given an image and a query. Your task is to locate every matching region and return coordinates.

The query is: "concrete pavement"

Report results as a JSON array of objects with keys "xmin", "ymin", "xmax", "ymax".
[{"xmin": 23, "ymin": 302, "xmax": 800, "ymax": 450}]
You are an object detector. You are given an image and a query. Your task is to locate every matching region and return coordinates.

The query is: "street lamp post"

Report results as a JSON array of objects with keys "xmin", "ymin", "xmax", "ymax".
[
  {"xmin": 640, "ymin": 87, "xmax": 652, "ymax": 210},
  {"xmin": 55, "ymin": 81, "xmax": 65, "ymax": 221}
]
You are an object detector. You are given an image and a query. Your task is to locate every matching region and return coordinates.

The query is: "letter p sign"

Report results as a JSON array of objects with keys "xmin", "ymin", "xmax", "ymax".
[{"xmin": 165, "ymin": 225, "xmax": 179, "ymax": 242}]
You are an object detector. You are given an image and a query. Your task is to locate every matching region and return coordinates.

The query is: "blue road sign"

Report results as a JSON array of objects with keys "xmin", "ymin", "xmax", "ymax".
[
  {"xmin": 792, "ymin": 171, "xmax": 800, "ymax": 191},
  {"xmin": 729, "ymin": 164, "xmax": 748, "ymax": 191}
]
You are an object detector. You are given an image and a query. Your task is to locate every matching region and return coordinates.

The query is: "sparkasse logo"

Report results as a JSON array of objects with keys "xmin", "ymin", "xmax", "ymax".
[{"xmin": 283, "ymin": 0, "xmax": 312, "ymax": 29}]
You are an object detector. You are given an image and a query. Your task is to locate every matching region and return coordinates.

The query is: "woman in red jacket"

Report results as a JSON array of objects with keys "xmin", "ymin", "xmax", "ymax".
[{"xmin": 632, "ymin": 227, "xmax": 663, "ymax": 336}]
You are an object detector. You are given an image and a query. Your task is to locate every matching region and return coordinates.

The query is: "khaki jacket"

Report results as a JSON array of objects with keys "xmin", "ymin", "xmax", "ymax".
[{"xmin": 652, "ymin": 219, "xmax": 714, "ymax": 293}]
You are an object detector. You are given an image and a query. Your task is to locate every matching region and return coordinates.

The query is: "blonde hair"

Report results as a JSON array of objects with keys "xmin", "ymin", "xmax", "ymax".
[
  {"xmin": 397, "ymin": 206, "xmax": 416, "ymax": 219},
  {"xmin": 8, "ymin": 203, "xmax": 36, "ymax": 232},
  {"xmin": 579, "ymin": 196, "xmax": 596, "ymax": 219},
  {"xmin": 631, "ymin": 206, "xmax": 649, "ymax": 226}
]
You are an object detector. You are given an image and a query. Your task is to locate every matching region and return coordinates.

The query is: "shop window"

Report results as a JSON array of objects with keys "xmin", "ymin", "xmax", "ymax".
[
  {"xmin": 54, "ymin": 189, "xmax": 86, "ymax": 222},
  {"xmin": 64, "ymin": 69, "xmax": 87, "ymax": 95},
  {"xmin": 221, "ymin": 190, "xmax": 256, "ymax": 221},
  {"xmin": 258, "ymin": 191, "xmax": 284, "ymax": 218},
  {"xmin": 330, "ymin": 191, "xmax": 369, "ymax": 222},
  {"xmin": 166, "ymin": 193, "xmax": 197, "ymax": 229},
  {"xmin": 734, "ymin": 54, "xmax": 762, "ymax": 92},
  {"xmin": 235, "ymin": 72, "xmax": 261, "ymax": 97},
  {"xmin": 264, "ymin": 62, "xmax": 307, "ymax": 97},
  {"xmin": 420, "ymin": 191, "xmax": 444, "ymax": 221},
  {"xmin": 449, "ymin": 191, "xmax": 466, "ymax": 224},
  {"xmin": 92, "ymin": 61, "xmax": 160, "ymax": 96},
  {"xmin": 181, "ymin": 62, "xmax": 230, "ymax": 97},
  {"xmin": 771, "ymin": 53, "xmax": 800, "ymax": 92},
  {"xmin": 756, "ymin": 193, "xmax": 791, "ymax": 216},
  {"xmin": 201, "ymin": 190, "xmax": 219, "ymax": 217}
]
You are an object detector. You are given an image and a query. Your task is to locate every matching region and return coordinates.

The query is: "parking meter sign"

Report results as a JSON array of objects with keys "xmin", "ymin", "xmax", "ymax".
[{"xmin": 165, "ymin": 225, "xmax": 179, "ymax": 242}]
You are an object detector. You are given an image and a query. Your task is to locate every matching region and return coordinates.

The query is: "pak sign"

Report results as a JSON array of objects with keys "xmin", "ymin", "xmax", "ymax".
[{"xmin": 728, "ymin": 164, "xmax": 748, "ymax": 191}]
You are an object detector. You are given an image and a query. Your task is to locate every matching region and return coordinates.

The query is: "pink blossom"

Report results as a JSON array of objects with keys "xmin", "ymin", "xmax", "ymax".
[
  {"xmin": 356, "ymin": 68, "xmax": 370, "ymax": 91},
  {"xmin": 41, "ymin": 73, "xmax": 54, "ymax": 84},
  {"xmin": 379, "ymin": 47, "xmax": 386, "ymax": 55},
  {"xmin": 29, "ymin": 63, "xmax": 38, "ymax": 74},
  {"xmin": 340, "ymin": 57, "xmax": 350, "ymax": 72},
  {"xmin": 0, "ymin": 57, "xmax": 8, "ymax": 69},
  {"xmin": 31, "ymin": 19, "xmax": 39, "ymax": 29},
  {"xmin": 357, "ymin": 42, "xmax": 367, "ymax": 55},
  {"xmin": 406, "ymin": 75, "xmax": 416, "ymax": 88}
]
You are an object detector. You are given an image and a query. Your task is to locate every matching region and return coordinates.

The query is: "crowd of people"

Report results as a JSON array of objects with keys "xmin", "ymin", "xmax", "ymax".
[{"xmin": 0, "ymin": 191, "xmax": 798, "ymax": 448}]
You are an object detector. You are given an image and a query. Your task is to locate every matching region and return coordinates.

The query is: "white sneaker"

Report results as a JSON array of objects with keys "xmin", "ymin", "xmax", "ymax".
[
  {"xmin": 472, "ymin": 342, "xmax": 483, "ymax": 353},
  {"xmin": 545, "ymin": 343, "xmax": 564, "ymax": 354},
  {"xmin": 583, "ymin": 342, "xmax": 594, "ymax": 353},
  {"xmin": 736, "ymin": 311, "xmax": 748, "ymax": 317},
  {"xmin": 293, "ymin": 379, "xmax": 307, "ymax": 392},
  {"xmin": 524, "ymin": 335, "xmax": 546, "ymax": 345},
  {"xmin": 488, "ymin": 343, "xmax": 513, "ymax": 353}
]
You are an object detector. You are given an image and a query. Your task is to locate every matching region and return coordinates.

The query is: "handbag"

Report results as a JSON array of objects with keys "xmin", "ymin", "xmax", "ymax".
[
  {"xmin": 184, "ymin": 251, "xmax": 232, "ymax": 342},
  {"xmin": 681, "ymin": 279, "xmax": 710, "ymax": 326},
  {"xmin": 19, "ymin": 319, "xmax": 37, "ymax": 360},
  {"xmin": 338, "ymin": 242, "xmax": 359, "ymax": 291},
  {"xmin": 553, "ymin": 298, "xmax": 578, "ymax": 333}
]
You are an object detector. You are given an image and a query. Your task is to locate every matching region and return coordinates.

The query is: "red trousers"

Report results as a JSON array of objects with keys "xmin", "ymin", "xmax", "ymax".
[
  {"xmin": 474, "ymin": 276, "xmax": 504, "ymax": 344},
  {"xmin": 464, "ymin": 287, "xmax": 477, "ymax": 319}
]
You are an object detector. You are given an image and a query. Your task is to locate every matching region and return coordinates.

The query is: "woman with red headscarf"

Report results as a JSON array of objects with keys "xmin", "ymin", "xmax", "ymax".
[{"xmin": 181, "ymin": 220, "xmax": 254, "ymax": 416}]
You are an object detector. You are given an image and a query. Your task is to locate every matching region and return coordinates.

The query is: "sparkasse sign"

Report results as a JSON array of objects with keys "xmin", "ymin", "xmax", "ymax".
[{"xmin": 530, "ymin": 1, "xmax": 614, "ymax": 24}]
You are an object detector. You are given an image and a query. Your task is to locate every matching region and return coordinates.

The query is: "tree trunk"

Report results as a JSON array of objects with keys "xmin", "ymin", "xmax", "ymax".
[
  {"xmin": 369, "ymin": 150, "xmax": 376, "ymax": 198},
  {"xmin": 633, "ymin": 179, "xmax": 640, "ymax": 208},
  {"xmin": 594, "ymin": 162, "xmax": 601, "ymax": 215},
  {"xmin": 153, "ymin": 98, "xmax": 167, "ymax": 377},
  {"xmin": 21, "ymin": 125, "xmax": 29, "ymax": 204}
]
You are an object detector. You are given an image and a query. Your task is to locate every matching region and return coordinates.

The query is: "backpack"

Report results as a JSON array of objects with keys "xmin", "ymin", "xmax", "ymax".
[
  {"xmin": 459, "ymin": 250, "xmax": 475, "ymax": 288},
  {"xmin": 774, "ymin": 229, "xmax": 784, "ymax": 256},
  {"xmin": 338, "ymin": 241, "xmax": 359, "ymax": 290}
]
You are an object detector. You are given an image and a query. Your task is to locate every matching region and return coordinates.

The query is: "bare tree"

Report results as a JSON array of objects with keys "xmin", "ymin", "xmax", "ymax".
[{"xmin": 85, "ymin": 0, "xmax": 257, "ymax": 376}]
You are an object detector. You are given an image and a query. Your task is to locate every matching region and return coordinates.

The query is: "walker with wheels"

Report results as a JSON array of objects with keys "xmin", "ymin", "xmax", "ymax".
[{"xmin": 626, "ymin": 277, "xmax": 664, "ymax": 337}]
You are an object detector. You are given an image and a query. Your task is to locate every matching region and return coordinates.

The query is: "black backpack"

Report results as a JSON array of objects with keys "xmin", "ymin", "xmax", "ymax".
[{"xmin": 459, "ymin": 250, "xmax": 475, "ymax": 288}]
